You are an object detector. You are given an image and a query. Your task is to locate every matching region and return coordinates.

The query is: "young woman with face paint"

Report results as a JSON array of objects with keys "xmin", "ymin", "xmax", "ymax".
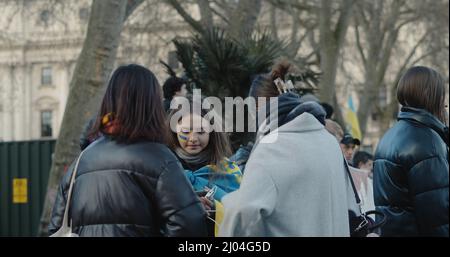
[{"xmin": 167, "ymin": 97, "xmax": 243, "ymax": 236}]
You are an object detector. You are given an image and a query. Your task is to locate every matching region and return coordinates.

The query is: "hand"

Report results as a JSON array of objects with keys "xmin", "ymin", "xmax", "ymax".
[{"xmin": 199, "ymin": 196, "xmax": 214, "ymax": 214}]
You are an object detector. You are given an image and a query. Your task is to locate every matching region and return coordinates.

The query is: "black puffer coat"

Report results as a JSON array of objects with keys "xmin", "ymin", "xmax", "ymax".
[
  {"xmin": 374, "ymin": 107, "xmax": 449, "ymax": 237},
  {"xmin": 49, "ymin": 137, "xmax": 208, "ymax": 237}
]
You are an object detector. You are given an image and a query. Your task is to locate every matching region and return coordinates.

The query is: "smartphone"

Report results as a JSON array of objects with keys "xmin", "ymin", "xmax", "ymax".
[
  {"xmin": 195, "ymin": 190, "xmax": 208, "ymax": 197},
  {"xmin": 205, "ymin": 186, "xmax": 217, "ymax": 201}
]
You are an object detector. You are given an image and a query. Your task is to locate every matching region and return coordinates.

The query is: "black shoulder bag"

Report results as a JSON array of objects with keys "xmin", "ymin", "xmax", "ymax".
[{"xmin": 344, "ymin": 159, "xmax": 386, "ymax": 237}]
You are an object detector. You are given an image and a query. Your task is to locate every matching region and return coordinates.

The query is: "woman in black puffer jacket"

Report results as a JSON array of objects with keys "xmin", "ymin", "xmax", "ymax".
[
  {"xmin": 374, "ymin": 66, "xmax": 449, "ymax": 237},
  {"xmin": 49, "ymin": 64, "xmax": 207, "ymax": 237}
]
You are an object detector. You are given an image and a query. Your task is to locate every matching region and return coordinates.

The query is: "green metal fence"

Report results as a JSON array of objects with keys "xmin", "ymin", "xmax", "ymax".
[{"xmin": 0, "ymin": 140, "xmax": 56, "ymax": 236}]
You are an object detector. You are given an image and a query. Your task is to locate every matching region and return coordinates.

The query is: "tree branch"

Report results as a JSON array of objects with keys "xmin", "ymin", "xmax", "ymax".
[
  {"xmin": 395, "ymin": 15, "xmax": 422, "ymax": 31},
  {"xmin": 304, "ymin": 48, "xmax": 320, "ymax": 63},
  {"xmin": 267, "ymin": 0, "xmax": 318, "ymax": 12},
  {"xmin": 395, "ymin": 34, "xmax": 444, "ymax": 85},
  {"xmin": 410, "ymin": 48, "xmax": 444, "ymax": 67},
  {"xmin": 354, "ymin": 22, "xmax": 367, "ymax": 68},
  {"xmin": 165, "ymin": 0, "xmax": 204, "ymax": 33},
  {"xmin": 334, "ymin": 0, "xmax": 356, "ymax": 47},
  {"xmin": 125, "ymin": 0, "xmax": 145, "ymax": 20},
  {"xmin": 288, "ymin": 4, "xmax": 301, "ymax": 55},
  {"xmin": 356, "ymin": 1, "xmax": 370, "ymax": 30},
  {"xmin": 197, "ymin": 0, "xmax": 213, "ymax": 29},
  {"xmin": 270, "ymin": 5, "xmax": 279, "ymax": 40},
  {"xmin": 297, "ymin": 28, "xmax": 314, "ymax": 48},
  {"xmin": 212, "ymin": 0, "xmax": 234, "ymax": 19},
  {"xmin": 210, "ymin": 5, "xmax": 229, "ymax": 25},
  {"xmin": 228, "ymin": 0, "xmax": 262, "ymax": 38}
]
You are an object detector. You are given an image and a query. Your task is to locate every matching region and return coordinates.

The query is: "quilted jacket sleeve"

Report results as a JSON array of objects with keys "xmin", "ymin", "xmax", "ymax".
[
  {"xmin": 156, "ymin": 160, "xmax": 208, "ymax": 237},
  {"xmin": 408, "ymin": 155, "xmax": 449, "ymax": 236}
]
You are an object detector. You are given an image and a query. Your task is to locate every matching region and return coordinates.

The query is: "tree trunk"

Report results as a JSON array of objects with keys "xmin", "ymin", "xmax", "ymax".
[
  {"xmin": 356, "ymin": 0, "xmax": 401, "ymax": 140},
  {"xmin": 197, "ymin": 0, "xmax": 213, "ymax": 30},
  {"xmin": 38, "ymin": 0, "xmax": 142, "ymax": 236},
  {"xmin": 351, "ymin": 0, "xmax": 436, "ymax": 142},
  {"xmin": 228, "ymin": 0, "xmax": 262, "ymax": 39},
  {"xmin": 319, "ymin": 42, "xmax": 339, "ymax": 104},
  {"xmin": 357, "ymin": 66, "xmax": 378, "ymax": 138},
  {"xmin": 318, "ymin": 0, "xmax": 355, "ymax": 115},
  {"xmin": 333, "ymin": 93, "xmax": 346, "ymax": 131}
]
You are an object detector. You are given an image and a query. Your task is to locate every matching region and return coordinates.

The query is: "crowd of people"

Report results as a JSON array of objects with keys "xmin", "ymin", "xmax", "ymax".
[{"xmin": 49, "ymin": 61, "xmax": 448, "ymax": 237}]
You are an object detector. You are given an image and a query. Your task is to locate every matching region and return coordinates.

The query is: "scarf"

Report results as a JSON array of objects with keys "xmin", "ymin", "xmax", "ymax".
[
  {"xmin": 174, "ymin": 147, "xmax": 211, "ymax": 169},
  {"xmin": 101, "ymin": 112, "xmax": 120, "ymax": 135},
  {"xmin": 184, "ymin": 158, "xmax": 242, "ymax": 202}
]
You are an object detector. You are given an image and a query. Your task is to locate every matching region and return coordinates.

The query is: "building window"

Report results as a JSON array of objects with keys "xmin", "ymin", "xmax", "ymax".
[
  {"xmin": 41, "ymin": 67, "xmax": 52, "ymax": 85},
  {"xmin": 371, "ymin": 112, "xmax": 378, "ymax": 121},
  {"xmin": 79, "ymin": 7, "xmax": 90, "ymax": 21},
  {"xmin": 168, "ymin": 51, "xmax": 179, "ymax": 69},
  {"xmin": 39, "ymin": 9, "xmax": 50, "ymax": 25},
  {"xmin": 41, "ymin": 111, "xmax": 53, "ymax": 137}
]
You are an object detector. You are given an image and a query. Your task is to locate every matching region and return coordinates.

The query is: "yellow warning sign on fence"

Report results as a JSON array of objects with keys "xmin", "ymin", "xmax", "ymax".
[{"xmin": 13, "ymin": 178, "xmax": 28, "ymax": 204}]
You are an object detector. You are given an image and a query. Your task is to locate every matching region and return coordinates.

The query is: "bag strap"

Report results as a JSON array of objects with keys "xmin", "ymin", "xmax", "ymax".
[
  {"xmin": 60, "ymin": 150, "xmax": 86, "ymax": 228},
  {"xmin": 343, "ymin": 157, "xmax": 361, "ymax": 205},
  {"xmin": 364, "ymin": 210, "xmax": 386, "ymax": 230},
  {"xmin": 343, "ymin": 157, "xmax": 388, "ymax": 233}
]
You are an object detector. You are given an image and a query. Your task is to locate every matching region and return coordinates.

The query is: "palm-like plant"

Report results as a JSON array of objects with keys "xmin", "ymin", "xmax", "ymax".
[
  {"xmin": 169, "ymin": 27, "xmax": 320, "ymax": 148},
  {"xmin": 173, "ymin": 27, "xmax": 290, "ymax": 98}
]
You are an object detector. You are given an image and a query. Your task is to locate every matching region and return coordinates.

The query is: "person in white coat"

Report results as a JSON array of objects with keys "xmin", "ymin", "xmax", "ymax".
[{"xmin": 218, "ymin": 61, "xmax": 352, "ymax": 237}]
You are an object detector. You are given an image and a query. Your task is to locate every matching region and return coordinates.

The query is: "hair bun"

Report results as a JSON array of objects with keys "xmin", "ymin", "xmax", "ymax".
[{"xmin": 271, "ymin": 59, "xmax": 292, "ymax": 81}]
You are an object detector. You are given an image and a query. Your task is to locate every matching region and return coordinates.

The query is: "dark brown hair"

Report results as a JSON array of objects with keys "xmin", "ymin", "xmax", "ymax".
[
  {"xmin": 397, "ymin": 66, "xmax": 447, "ymax": 123},
  {"xmin": 166, "ymin": 96, "xmax": 232, "ymax": 166},
  {"xmin": 249, "ymin": 59, "xmax": 293, "ymax": 105},
  {"xmin": 163, "ymin": 77, "xmax": 186, "ymax": 100},
  {"xmin": 90, "ymin": 64, "xmax": 168, "ymax": 144}
]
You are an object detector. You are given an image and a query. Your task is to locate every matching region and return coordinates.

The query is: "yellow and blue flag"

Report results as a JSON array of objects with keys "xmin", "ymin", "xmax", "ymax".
[{"xmin": 345, "ymin": 95, "xmax": 361, "ymax": 140}]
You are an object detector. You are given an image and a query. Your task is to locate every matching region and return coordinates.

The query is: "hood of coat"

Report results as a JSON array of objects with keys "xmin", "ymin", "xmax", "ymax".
[
  {"xmin": 256, "ymin": 92, "xmax": 326, "ymax": 138},
  {"xmin": 255, "ymin": 111, "xmax": 326, "ymax": 147}
]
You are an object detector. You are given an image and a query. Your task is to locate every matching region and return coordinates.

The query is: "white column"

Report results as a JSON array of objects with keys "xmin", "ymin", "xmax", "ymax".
[
  {"xmin": 30, "ymin": 64, "xmax": 38, "ymax": 140},
  {"xmin": 23, "ymin": 63, "xmax": 32, "ymax": 140},
  {"xmin": 14, "ymin": 64, "xmax": 26, "ymax": 140},
  {"xmin": 3, "ymin": 65, "xmax": 14, "ymax": 141},
  {"xmin": 0, "ymin": 66, "xmax": 6, "ymax": 141}
]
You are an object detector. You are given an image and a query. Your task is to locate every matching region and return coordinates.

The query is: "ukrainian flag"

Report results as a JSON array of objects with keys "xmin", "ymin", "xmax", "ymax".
[
  {"xmin": 345, "ymin": 95, "xmax": 362, "ymax": 140},
  {"xmin": 215, "ymin": 201, "xmax": 224, "ymax": 236}
]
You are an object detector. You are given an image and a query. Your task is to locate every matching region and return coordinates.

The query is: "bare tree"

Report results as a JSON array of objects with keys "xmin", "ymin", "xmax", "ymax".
[
  {"xmin": 318, "ymin": 0, "xmax": 356, "ymax": 126},
  {"xmin": 38, "ymin": 0, "xmax": 144, "ymax": 236},
  {"xmin": 354, "ymin": 0, "xmax": 449, "ymax": 139},
  {"xmin": 268, "ymin": 0, "xmax": 355, "ymax": 126},
  {"xmin": 165, "ymin": 0, "xmax": 262, "ymax": 37},
  {"xmin": 266, "ymin": 0, "xmax": 319, "ymax": 64},
  {"xmin": 227, "ymin": 0, "xmax": 262, "ymax": 38}
]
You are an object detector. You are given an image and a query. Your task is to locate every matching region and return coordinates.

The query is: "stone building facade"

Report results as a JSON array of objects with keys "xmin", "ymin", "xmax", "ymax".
[{"xmin": 0, "ymin": 0, "xmax": 191, "ymax": 141}]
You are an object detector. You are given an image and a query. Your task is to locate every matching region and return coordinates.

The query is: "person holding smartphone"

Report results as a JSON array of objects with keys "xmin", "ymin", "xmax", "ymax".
[{"xmin": 166, "ymin": 96, "xmax": 243, "ymax": 236}]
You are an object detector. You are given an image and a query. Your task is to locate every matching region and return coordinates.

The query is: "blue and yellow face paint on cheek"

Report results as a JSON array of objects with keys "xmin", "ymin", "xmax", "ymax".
[{"xmin": 177, "ymin": 131, "xmax": 189, "ymax": 143}]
